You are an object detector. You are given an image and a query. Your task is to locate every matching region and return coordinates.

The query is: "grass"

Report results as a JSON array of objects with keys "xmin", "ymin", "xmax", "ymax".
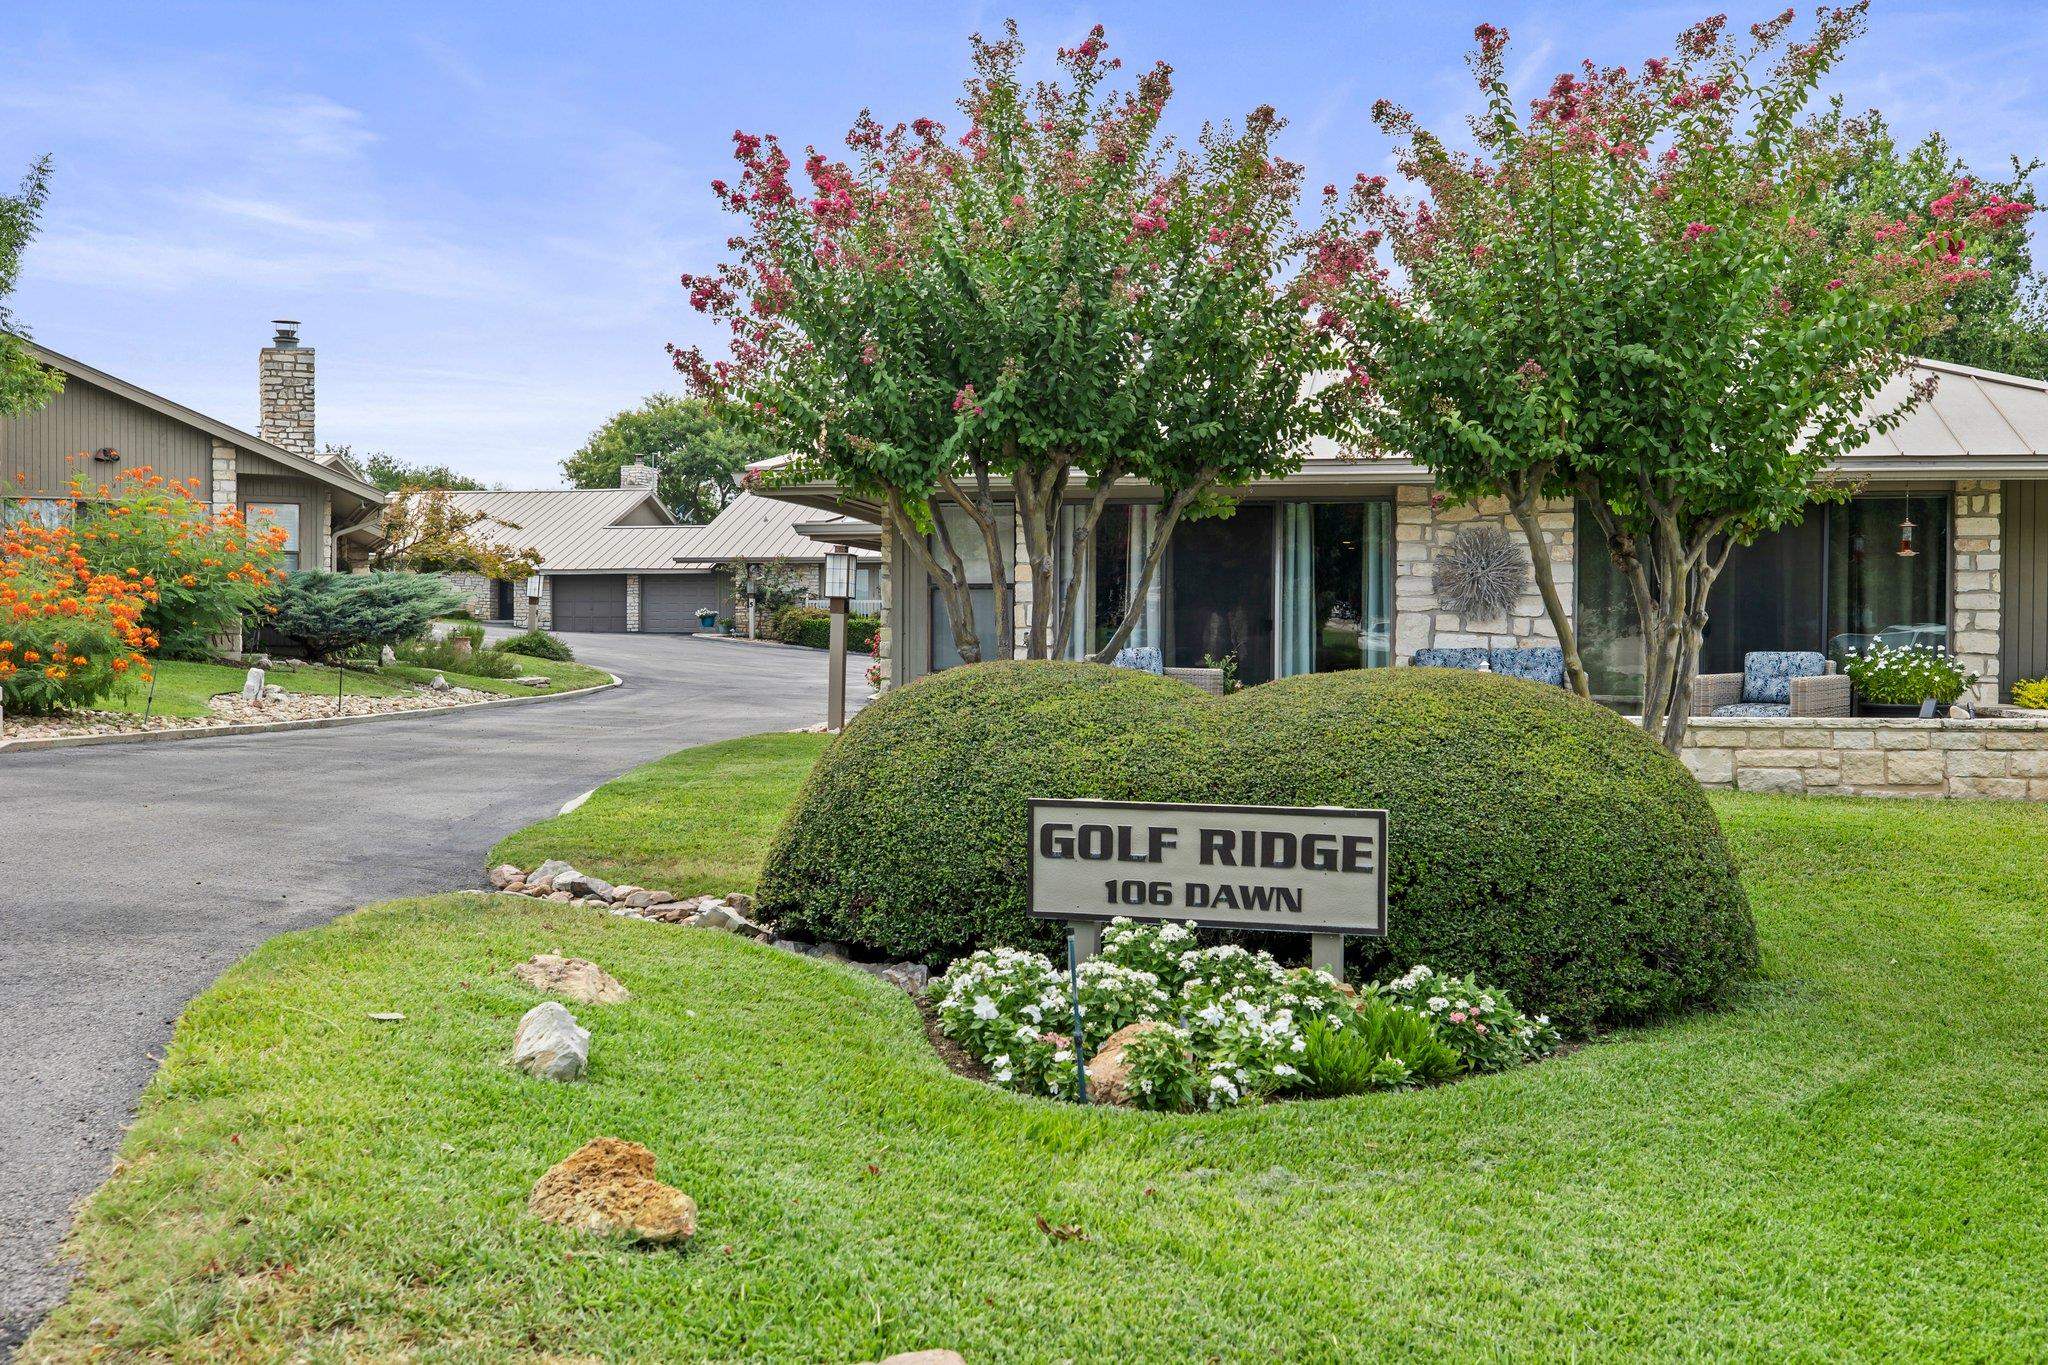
[
  {"xmin": 93, "ymin": 653, "xmax": 612, "ymax": 718},
  {"xmin": 488, "ymin": 731, "xmax": 830, "ymax": 896},
  {"xmin": 25, "ymin": 746, "xmax": 2048, "ymax": 1360}
]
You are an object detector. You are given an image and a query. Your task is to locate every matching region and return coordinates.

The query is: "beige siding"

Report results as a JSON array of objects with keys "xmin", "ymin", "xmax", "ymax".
[
  {"xmin": 0, "ymin": 376, "xmax": 213, "ymax": 499},
  {"xmin": 2004, "ymin": 481, "xmax": 2048, "ymax": 697}
]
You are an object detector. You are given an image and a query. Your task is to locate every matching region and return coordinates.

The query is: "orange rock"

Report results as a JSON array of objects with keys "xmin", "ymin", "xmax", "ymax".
[
  {"xmin": 1084, "ymin": 1020, "xmax": 1166, "ymax": 1106},
  {"xmin": 528, "ymin": 1138, "xmax": 696, "ymax": 1243}
]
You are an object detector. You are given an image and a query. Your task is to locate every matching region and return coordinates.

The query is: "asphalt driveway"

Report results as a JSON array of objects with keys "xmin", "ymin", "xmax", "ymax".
[{"xmin": 0, "ymin": 631, "xmax": 864, "ymax": 1351}]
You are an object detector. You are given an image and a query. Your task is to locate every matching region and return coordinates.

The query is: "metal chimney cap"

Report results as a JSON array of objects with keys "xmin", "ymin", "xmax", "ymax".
[{"xmin": 271, "ymin": 320, "xmax": 301, "ymax": 347}]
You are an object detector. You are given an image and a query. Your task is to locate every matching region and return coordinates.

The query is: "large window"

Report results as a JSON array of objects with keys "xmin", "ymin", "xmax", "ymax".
[
  {"xmin": 1575, "ymin": 494, "xmax": 1952, "ymax": 707},
  {"xmin": 1, "ymin": 498, "xmax": 71, "ymax": 529},
  {"xmin": 928, "ymin": 503, "xmax": 1012, "ymax": 669},
  {"xmin": 245, "ymin": 501, "xmax": 303, "ymax": 572},
  {"xmin": 1279, "ymin": 501, "xmax": 1394, "ymax": 674}
]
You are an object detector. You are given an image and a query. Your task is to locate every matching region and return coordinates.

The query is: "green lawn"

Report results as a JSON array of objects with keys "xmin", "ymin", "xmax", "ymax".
[
  {"xmin": 95, "ymin": 654, "xmax": 612, "ymax": 718},
  {"xmin": 25, "ymin": 743, "xmax": 2048, "ymax": 1360},
  {"xmin": 488, "ymin": 731, "xmax": 830, "ymax": 896}
]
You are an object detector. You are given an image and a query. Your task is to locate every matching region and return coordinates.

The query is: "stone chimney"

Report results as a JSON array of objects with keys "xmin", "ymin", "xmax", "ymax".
[
  {"xmin": 619, "ymin": 462, "xmax": 660, "ymax": 491},
  {"xmin": 259, "ymin": 320, "xmax": 315, "ymax": 456}
]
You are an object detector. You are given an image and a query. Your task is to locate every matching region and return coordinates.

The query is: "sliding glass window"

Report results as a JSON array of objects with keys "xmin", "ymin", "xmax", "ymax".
[
  {"xmin": 1278, "ymin": 502, "xmax": 1393, "ymax": 675},
  {"xmin": 928, "ymin": 503, "xmax": 1013, "ymax": 670}
]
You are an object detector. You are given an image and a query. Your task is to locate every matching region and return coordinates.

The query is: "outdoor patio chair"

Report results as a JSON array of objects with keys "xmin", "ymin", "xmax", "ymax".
[
  {"xmin": 1110, "ymin": 645, "xmax": 1163, "ymax": 674},
  {"xmin": 1164, "ymin": 666, "xmax": 1228, "ymax": 695},
  {"xmin": 1691, "ymin": 650, "xmax": 1850, "ymax": 718}
]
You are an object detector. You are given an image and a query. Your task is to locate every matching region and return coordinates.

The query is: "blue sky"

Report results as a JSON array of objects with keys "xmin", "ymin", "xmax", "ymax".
[{"xmin": 4, "ymin": 2, "xmax": 2043, "ymax": 487}]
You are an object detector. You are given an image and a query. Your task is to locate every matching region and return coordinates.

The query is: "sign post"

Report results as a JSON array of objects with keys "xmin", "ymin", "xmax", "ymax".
[
  {"xmin": 1027, "ymin": 798, "xmax": 1388, "ymax": 975},
  {"xmin": 823, "ymin": 546, "xmax": 854, "ymax": 732}
]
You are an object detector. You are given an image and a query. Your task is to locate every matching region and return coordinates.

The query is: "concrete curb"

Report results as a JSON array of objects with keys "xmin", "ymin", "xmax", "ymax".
[{"xmin": 0, "ymin": 673, "xmax": 624, "ymax": 755}]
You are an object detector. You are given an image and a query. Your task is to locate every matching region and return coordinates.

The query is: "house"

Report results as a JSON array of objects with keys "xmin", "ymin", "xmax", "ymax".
[
  {"xmin": 758, "ymin": 356, "xmax": 2048, "ymax": 709},
  {"xmin": 0, "ymin": 322, "xmax": 385, "ymax": 574},
  {"xmin": 440, "ymin": 475, "xmax": 876, "ymax": 632}
]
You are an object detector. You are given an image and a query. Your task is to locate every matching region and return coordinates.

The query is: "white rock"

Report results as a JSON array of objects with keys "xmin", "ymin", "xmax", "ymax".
[
  {"xmin": 532, "ymin": 859, "xmax": 578, "ymax": 884},
  {"xmin": 512, "ymin": 1002, "xmax": 590, "ymax": 1082},
  {"xmin": 380, "ymin": 644, "xmax": 398, "ymax": 666},
  {"xmin": 240, "ymin": 667, "xmax": 266, "ymax": 702},
  {"xmin": 514, "ymin": 953, "xmax": 629, "ymax": 1005},
  {"xmin": 430, "ymin": 673, "xmax": 452, "ymax": 691},
  {"xmin": 556, "ymin": 870, "xmax": 615, "ymax": 900}
]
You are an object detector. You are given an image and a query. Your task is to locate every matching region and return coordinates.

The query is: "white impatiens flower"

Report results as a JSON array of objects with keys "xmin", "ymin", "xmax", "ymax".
[
  {"xmin": 1273, "ymin": 1063, "xmax": 1298, "ymax": 1078},
  {"xmin": 1427, "ymin": 996, "xmax": 1449, "ymax": 1012},
  {"xmin": 1017, "ymin": 1025, "xmax": 1040, "ymax": 1043},
  {"xmin": 972, "ymin": 995, "xmax": 999, "ymax": 1020},
  {"xmin": 1021, "ymin": 1004, "xmax": 1042, "ymax": 1023},
  {"xmin": 990, "ymin": 1054, "xmax": 1014, "ymax": 1083},
  {"xmin": 1208, "ymin": 1074, "xmax": 1240, "ymax": 1102},
  {"xmin": 1196, "ymin": 1003, "xmax": 1226, "ymax": 1028}
]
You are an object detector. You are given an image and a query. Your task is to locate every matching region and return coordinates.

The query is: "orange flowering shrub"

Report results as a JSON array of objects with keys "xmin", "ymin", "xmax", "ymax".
[
  {"xmin": 0, "ymin": 511, "xmax": 155, "ymax": 715},
  {"xmin": 70, "ymin": 465, "xmax": 290, "ymax": 659}
]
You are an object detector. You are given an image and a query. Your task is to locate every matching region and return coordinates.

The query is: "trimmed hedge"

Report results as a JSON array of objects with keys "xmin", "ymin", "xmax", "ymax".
[
  {"xmin": 756, "ymin": 661, "xmax": 1757, "ymax": 1031},
  {"xmin": 768, "ymin": 604, "xmax": 879, "ymax": 652}
]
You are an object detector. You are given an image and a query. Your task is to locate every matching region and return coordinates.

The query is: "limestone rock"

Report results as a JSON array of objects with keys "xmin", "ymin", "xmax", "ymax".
[
  {"xmin": 556, "ymin": 871, "xmax": 615, "ymax": 900},
  {"xmin": 380, "ymin": 644, "xmax": 398, "ymax": 666},
  {"xmin": 488, "ymin": 863, "xmax": 523, "ymax": 889},
  {"xmin": 515, "ymin": 675, "xmax": 549, "ymax": 687},
  {"xmin": 514, "ymin": 953, "xmax": 630, "ymax": 1005},
  {"xmin": 1085, "ymin": 1020, "xmax": 1166, "ymax": 1106},
  {"xmin": 528, "ymin": 1137, "xmax": 696, "ymax": 1243},
  {"xmin": 876, "ymin": 1352, "xmax": 967, "ymax": 1365},
  {"xmin": 240, "ymin": 667, "xmax": 265, "ymax": 702},
  {"xmin": 532, "ymin": 859, "xmax": 578, "ymax": 884},
  {"xmin": 620, "ymin": 889, "xmax": 663, "ymax": 909},
  {"xmin": 725, "ymin": 892, "xmax": 756, "ymax": 913},
  {"xmin": 685, "ymin": 904, "xmax": 765, "ymax": 934},
  {"xmin": 512, "ymin": 1001, "xmax": 589, "ymax": 1081}
]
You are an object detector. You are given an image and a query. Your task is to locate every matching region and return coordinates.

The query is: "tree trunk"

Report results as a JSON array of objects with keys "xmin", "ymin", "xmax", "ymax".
[
  {"xmin": 884, "ymin": 493, "xmax": 983, "ymax": 665},
  {"xmin": 936, "ymin": 466, "xmax": 1014, "ymax": 662},
  {"xmin": 1504, "ymin": 474, "xmax": 1591, "ymax": 699},
  {"xmin": 1088, "ymin": 475, "xmax": 1214, "ymax": 663},
  {"xmin": 1050, "ymin": 475, "xmax": 1120, "ymax": 659}
]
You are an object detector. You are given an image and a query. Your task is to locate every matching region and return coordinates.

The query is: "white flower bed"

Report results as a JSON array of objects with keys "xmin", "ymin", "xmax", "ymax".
[{"xmin": 931, "ymin": 918, "xmax": 1561, "ymax": 1110}]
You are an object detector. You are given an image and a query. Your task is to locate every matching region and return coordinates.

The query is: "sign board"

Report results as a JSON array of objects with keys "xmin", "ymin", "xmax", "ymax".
[{"xmin": 1027, "ymin": 798, "xmax": 1387, "ymax": 936}]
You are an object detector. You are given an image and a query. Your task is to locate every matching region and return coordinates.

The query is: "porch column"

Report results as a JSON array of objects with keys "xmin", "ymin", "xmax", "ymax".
[{"xmin": 1954, "ymin": 480, "xmax": 2003, "ymax": 706}]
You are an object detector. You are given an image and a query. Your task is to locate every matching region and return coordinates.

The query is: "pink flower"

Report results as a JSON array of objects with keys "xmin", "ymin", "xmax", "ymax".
[
  {"xmin": 1826, "ymin": 278, "xmax": 1845, "ymax": 290},
  {"xmin": 1448, "ymin": 1011, "xmax": 1467, "ymax": 1024},
  {"xmin": 951, "ymin": 384, "xmax": 983, "ymax": 417},
  {"xmin": 1682, "ymin": 221, "xmax": 1717, "ymax": 244},
  {"xmin": 1473, "ymin": 1023, "xmax": 1487, "ymax": 1035}
]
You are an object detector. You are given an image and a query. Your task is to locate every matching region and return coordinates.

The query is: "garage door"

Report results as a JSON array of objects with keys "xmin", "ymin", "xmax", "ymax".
[
  {"xmin": 550, "ymin": 575, "xmax": 628, "ymax": 632},
  {"xmin": 642, "ymin": 572, "xmax": 723, "ymax": 633}
]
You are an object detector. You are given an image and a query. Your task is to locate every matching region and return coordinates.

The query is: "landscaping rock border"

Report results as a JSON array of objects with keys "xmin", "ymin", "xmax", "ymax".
[
  {"xmin": 488, "ymin": 860, "xmax": 929, "ymax": 993},
  {"xmin": 0, "ymin": 671, "xmax": 621, "ymax": 753}
]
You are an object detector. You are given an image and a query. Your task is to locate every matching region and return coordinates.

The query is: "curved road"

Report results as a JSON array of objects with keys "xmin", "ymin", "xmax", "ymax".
[{"xmin": 0, "ymin": 631, "xmax": 862, "ymax": 1350}]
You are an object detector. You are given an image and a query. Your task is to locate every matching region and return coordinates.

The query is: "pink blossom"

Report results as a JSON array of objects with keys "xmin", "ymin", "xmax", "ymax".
[
  {"xmin": 1826, "ymin": 278, "xmax": 1845, "ymax": 290},
  {"xmin": 1681, "ymin": 221, "xmax": 1717, "ymax": 244},
  {"xmin": 1447, "ymin": 1011, "xmax": 1467, "ymax": 1024},
  {"xmin": 951, "ymin": 384, "xmax": 983, "ymax": 417}
]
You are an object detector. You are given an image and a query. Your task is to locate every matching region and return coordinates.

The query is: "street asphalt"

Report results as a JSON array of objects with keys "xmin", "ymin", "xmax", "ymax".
[{"xmin": 0, "ymin": 630, "xmax": 864, "ymax": 1352}]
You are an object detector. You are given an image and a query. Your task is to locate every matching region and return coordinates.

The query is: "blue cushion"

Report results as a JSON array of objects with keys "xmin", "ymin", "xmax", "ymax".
[
  {"xmin": 1742, "ymin": 650, "xmax": 1826, "ymax": 704},
  {"xmin": 1412, "ymin": 648, "xmax": 1489, "ymax": 671},
  {"xmin": 1489, "ymin": 646, "xmax": 1566, "ymax": 686},
  {"xmin": 1713, "ymin": 701, "xmax": 1792, "ymax": 718},
  {"xmin": 1111, "ymin": 645, "xmax": 1162, "ymax": 675}
]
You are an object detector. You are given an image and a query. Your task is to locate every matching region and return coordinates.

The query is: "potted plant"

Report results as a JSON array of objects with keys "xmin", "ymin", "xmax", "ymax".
[{"xmin": 1840, "ymin": 643, "xmax": 1978, "ymax": 718}]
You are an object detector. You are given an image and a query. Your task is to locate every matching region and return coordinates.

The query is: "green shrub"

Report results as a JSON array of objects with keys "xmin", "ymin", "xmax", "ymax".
[
  {"xmin": 499, "ymin": 628, "xmax": 573, "ymax": 662},
  {"xmin": 759, "ymin": 661, "xmax": 1757, "ymax": 1031},
  {"xmin": 768, "ymin": 603, "xmax": 827, "ymax": 645},
  {"xmin": 1294, "ymin": 1004, "xmax": 1460, "ymax": 1097},
  {"xmin": 393, "ymin": 628, "xmax": 522, "ymax": 679},
  {"xmin": 774, "ymin": 607, "xmax": 880, "ymax": 651},
  {"xmin": 265, "ymin": 572, "xmax": 464, "ymax": 663},
  {"xmin": 2014, "ymin": 678, "xmax": 2048, "ymax": 710}
]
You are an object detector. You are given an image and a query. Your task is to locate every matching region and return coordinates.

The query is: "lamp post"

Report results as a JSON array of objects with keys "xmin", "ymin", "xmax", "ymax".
[{"xmin": 824, "ymin": 547, "xmax": 854, "ymax": 732}]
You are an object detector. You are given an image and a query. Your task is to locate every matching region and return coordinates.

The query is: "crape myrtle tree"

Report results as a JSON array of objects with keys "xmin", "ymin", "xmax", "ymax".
[
  {"xmin": 373, "ymin": 487, "xmax": 541, "ymax": 580},
  {"xmin": 673, "ymin": 23, "xmax": 1346, "ymax": 663},
  {"xmin": 1318, "ymin": 5, "xmax": 2032, "ymax": 747}
]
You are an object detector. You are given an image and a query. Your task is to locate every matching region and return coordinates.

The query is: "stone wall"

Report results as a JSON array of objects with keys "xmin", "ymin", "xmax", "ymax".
[
  {"xmin": 874, "ymin": 530, "xmax": 894, "ymax": 689},
  {"xmin": 626, "ymin": 574, "xmax": 642, "ymax": 632},
  {"xmin": 1394, "ymin": 487, "xmax": 1574, "ymax": 658},
  {"xmin": 1954, "ymin": 479, "xmax": 2003, "ymax": 705},
  {"xmin": 1682, "ymin": 715, "xmax": 2048, "ymax": 798},
  {"xmin": 437, "ymin": 571, "xmax": 494, "ymax": 619}
]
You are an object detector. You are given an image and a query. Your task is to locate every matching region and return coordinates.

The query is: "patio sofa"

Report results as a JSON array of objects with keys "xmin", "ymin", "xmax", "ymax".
[
  {"xmin": 1690, "ymin": 650, "xmax": 1851, "ymax": 718},
  {"xmin": 1110, "ymin": 646, "xmax": 1227, "ymax": 695},
  {"xmin": 1411, "ymin": 646, "xmax": 1568, "ymax": 687}
]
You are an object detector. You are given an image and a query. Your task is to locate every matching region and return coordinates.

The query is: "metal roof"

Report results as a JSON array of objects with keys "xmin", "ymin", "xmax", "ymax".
[
  {"xmin": 667, "ymin": 491, "xmax": 876, "ymax": 564},
  {"xmin": 445, "ymin": 488, "xmax": 697, "ymax": 573},
  {"xmin": 444, "ymin": 486, "xmax": 874, "ymax": 574},
  {"xmin": 754, "ymin": 357, "xmax": 2048, "ymax": 515}
]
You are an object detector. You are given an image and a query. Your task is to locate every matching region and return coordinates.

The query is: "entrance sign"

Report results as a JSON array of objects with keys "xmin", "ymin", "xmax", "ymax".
[{"xmin": 1028, "ymin": 798, "xmax": 1388, "ymax": 937}]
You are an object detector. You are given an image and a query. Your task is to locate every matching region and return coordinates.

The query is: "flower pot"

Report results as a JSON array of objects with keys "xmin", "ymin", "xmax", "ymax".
[{"xmin": 1855, "ymin": 698, "xmax": 1933, "ymax": 718}]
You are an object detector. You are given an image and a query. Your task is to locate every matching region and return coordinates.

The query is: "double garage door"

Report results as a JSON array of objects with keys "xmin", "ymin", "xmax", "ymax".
[{"xmin": 548, "ymin": 573, "xmax": 722, "ymax": 633}]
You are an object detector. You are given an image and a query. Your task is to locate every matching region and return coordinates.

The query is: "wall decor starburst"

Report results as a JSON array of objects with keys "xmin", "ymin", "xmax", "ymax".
[{"xmin": 1433, "ymin": 525, "xmax": 1527, "ymax": 621}]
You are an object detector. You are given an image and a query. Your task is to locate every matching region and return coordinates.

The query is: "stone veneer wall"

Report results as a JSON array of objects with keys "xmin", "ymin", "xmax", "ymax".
[
  {"xmin": 1682, "ymin": 716, "xmax": 2048, "ymax": 798},
  {"xmin": 258, "ymin": 342, "xmax": 316, "ymax": 458},
  {"xmin": 874, "ymin": 530, "xmax": 894, "ymax": 688},
  {"xmin": 1953, "ymin": 479, "xmax": 2002, "ymax": 705},
  {"xmin": 1394, "ymin": 487, "xmax": 1575, "ymax": 657},
  {"xmin": 434, "ymin": 571, "xmax": 501, "ymax": 620},
  {"xmin": 625, "ymin": 574, "xmax": 642, "ymax": 632}
]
